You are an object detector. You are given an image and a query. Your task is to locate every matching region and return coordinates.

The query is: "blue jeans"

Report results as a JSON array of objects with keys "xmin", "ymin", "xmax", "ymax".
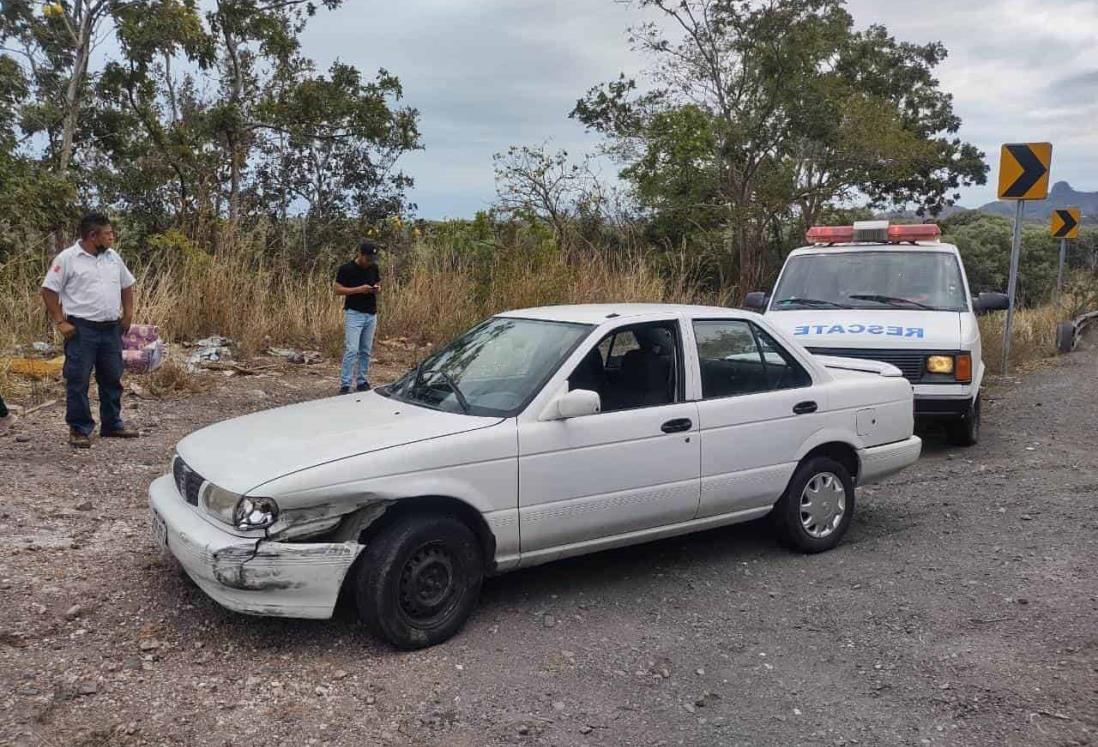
[
  {"xmin": 341, "ymin": 310, "xmax": 377, "ymax": 388},
  {"xmin": 63, "ymin": 320, "xmax": 125, "ymax": 436}
]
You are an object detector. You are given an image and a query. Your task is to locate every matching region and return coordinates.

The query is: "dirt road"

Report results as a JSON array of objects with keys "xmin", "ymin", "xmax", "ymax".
[{"xmin": 1, "ymin": 343, "xmax": 1096, "ymax": 746}]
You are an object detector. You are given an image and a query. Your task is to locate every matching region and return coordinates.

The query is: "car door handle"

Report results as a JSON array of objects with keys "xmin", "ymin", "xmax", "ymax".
[
  {"xmin": 793, "ymin": 401, "xmax": 818, "ymax": 415},
  {"xmin": 661, "ymin": 418, "xmax": 693, "ymax": 434}
]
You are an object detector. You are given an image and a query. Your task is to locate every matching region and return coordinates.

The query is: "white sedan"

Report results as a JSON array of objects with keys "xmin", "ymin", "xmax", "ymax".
[{"xmin": 149, "ymin": 304, "xmax": 921, "ymax": 648}]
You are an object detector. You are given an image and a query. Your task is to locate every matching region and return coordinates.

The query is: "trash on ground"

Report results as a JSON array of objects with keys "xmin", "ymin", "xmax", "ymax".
[
  {"xmin": 267, "ymin": 347, "xmax": 322, "ymax": 364},
  {"xmin": 186, "ymin": 336, "xmax": 234, "ymax": 371},
  {"xmin": 6, "ymin": 356, "xmax": 64, "ymax": 379}
]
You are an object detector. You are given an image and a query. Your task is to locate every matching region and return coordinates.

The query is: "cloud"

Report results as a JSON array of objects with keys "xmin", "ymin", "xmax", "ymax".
[{"xmin": 301, "ymin": 0, "xmax": 1098, "ymax": 216}]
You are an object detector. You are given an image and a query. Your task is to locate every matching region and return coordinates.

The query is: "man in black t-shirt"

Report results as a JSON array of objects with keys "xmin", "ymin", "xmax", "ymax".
[{"xmin": 334, "ymin": 241, "xmax": 382, "ymax": 394}]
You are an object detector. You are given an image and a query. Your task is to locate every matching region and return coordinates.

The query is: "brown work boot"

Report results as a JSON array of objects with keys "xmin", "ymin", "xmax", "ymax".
[
  {"xmin": 102, "ymin": 426, "xmax": 140, "ymax": 439},
  {"xmin": 69, "ymin": 429, "xmax": 92, "ymax": 449}
]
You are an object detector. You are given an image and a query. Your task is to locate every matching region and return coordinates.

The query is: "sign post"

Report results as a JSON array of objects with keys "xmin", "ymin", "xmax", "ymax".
[
  {"xmin": 997, "ymin": 143, "xmax": 1052, "ymax": 374},
  {"xmin": 1050, "ymin": 207, "xmax": 1080, "ymax": 297}
]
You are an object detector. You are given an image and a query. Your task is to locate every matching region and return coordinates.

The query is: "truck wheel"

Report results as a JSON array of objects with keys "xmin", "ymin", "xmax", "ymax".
[
  {"xmin": 771, "ymin": 456, "xmax": 855, "ymax": 554},
  {"xmin": 946, "ymin": 394, "xmax": 980, "ymax": 447},
  {"xmin": 354, "ymin": 514, "xmax": 483, "ymax": 650}
]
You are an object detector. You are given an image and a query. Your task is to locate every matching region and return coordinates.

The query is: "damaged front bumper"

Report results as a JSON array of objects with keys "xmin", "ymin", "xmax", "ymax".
[{"xmin": 148, "ymin": 475, "xmax": 363, "ymax": 619}]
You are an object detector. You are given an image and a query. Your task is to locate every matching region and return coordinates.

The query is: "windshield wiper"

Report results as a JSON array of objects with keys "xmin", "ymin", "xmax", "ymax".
[
  {"xmin": 773, "ymin": 297, "xmax": 849, "ymax": 309},
  {"xmin": 416, "ymin": 368, "xmax": 471, "ymax": 414},
  {"xmin": 848, "ymin": 294, "xmax": 937, "ymax": 310}
]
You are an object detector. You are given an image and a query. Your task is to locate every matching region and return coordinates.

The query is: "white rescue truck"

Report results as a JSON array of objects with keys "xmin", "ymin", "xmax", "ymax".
[{"xmin": 746, "ymin": 222, "xmax": 1010, "ymax": 446}]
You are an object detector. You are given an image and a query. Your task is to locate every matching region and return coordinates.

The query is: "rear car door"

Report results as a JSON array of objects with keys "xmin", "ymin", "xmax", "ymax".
[
  {"xmin": 517, "ymin": 319, "xmax": 701, "ymax": 554},
  {"xmin": 691, "ymin": 317, "xmax": 821, "ymax": 518}
]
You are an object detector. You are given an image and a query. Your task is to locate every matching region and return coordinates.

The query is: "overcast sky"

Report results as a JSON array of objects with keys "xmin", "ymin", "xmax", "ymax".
[{"xmin": 299, "ymin": 0, "xmax": 1098, "ymax": 219}]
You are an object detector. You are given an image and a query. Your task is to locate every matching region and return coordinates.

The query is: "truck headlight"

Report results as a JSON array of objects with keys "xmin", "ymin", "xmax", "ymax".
[
  {"xmin": 926, "ymin": 355, "xmax": 954, "ymax": 374},
  {"xmin": 234, "ymin": 496, "xmax": 279, "ymax": 530}
]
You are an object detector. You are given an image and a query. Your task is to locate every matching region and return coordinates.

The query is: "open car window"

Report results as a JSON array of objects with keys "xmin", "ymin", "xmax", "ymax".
[{"xmin": 568, "ymin": 322, "xmax": 681, "ymax": 413}]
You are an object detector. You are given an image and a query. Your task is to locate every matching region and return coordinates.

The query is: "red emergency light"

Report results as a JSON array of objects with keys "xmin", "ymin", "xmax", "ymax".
[
  {"xmin": 805, "ymin": 225, "xmax": 855, "ymax": 244},
  {"xmin": 886, "ymin": 224, "xmax": 940, "ymax": 243}
]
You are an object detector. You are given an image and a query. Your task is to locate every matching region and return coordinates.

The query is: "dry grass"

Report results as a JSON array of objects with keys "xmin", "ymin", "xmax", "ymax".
[
  {"xmin": 978, "ymin": 303, "xmax": 1068, "ymax": 375},
  {"xmin": 2, "ymin": 234, "xmax": 711, "ymax": 357},
  {"xmin": 0, "ymin": 232, "xmax": 716, "ymax": 404},
  {"xmin": 4, "ymin": 229, "xmax": 1091, "ymax": 405},
  {"xmin": 142, "ymin": 359, "xmax": 214, "ymax": 399}
]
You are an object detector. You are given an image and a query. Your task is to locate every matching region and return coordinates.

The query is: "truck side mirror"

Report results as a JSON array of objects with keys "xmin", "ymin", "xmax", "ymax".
[
  {"xmin": 973, "ymin": 292, "xmax": 1009, "ymax": 314},
  {"xmin": 744, "ymin": 291, "xmax": 769, "ymax": 312}
]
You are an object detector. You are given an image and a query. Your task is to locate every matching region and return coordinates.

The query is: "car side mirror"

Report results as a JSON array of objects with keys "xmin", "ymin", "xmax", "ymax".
[
  {"xmin": 973, "ymin": 292, "xmax": 1009, "ymax": 314},
  {"xmin": 744, "ymin": 291, "xmax": 769, "ymax": 312},
  {"xmin": 542, "ymin": 389, "xmax": 601, "ymax": 421}
]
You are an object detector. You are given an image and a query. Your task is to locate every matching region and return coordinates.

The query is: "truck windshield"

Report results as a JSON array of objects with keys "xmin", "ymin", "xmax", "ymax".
[
  {"xmin": 382, "ymin": 317, "xmax": 592, "ymax": 417},
  {"xmin": 771, "ymin": 251, "xmax": 968, "ymax": 312}
]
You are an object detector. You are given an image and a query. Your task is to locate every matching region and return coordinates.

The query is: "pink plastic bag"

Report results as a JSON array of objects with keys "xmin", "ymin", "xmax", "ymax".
[{"xmin": 122, "ymin": 324, "xmax": 165, "ymax": 374}]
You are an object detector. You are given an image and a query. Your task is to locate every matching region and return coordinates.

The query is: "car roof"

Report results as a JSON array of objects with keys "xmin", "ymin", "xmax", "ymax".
[
  {"xmin": 496, "ymin": 303, "xmax": 744, "ymax": 325},
  {"xmin": 788, "ymin": 241, "xmax": 959, "ymax": 257}
]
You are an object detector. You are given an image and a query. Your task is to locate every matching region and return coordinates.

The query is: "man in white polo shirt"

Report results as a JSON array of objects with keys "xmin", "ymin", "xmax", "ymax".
[{"xmin": 41, "ymin": 213, "xmax": 139, "ymax": 448}]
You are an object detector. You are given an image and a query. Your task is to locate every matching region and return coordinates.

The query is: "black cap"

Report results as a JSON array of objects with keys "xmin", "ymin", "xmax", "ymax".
[{"xmin": 359, "ymin": 240, "xmax": 380, "ymax": 256}]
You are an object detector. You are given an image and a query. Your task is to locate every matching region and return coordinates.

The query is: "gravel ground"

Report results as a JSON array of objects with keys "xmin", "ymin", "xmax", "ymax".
[{"xmin": 1, "ymin": 340, "xmax": 1096, "ymax": 747}]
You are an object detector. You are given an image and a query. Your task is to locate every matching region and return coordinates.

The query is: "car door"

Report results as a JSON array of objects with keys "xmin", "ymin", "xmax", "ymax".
[
  {"xmin": 691, "ymin": 317, "xmax": 821, "ymax": 518},
  {"xmin": 517, "ymin": 319, "xmax": 701, "ymax": 555}
]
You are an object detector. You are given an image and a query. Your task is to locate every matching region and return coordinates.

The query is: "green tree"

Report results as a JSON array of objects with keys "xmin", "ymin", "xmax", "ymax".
[
  {"xmin": 253, "ymin": 60, "xmax": 421, "ymax": 228},
  {"xmin": 572, "ymin": 0, "xmax": 986, "ymax": 295},
  {"xmin": 943, "ymin": 214, "xmax": 1058, "ymax": 305}
]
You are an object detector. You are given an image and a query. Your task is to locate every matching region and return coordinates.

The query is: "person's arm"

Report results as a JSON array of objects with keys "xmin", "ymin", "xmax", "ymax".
[
  {"xmin": 41, "ymin": 288, "xmax": 76, "ymax": 340},
  {"xmin": 334, "ymin": 282, "xmax": 376, "ymax": 296},
  {"xmin": 42, "ymin": 253, "xmax": 76, "ymax": 340},
  {"xmin": 119, "ymin": 258, "xmax": 135, "ymax": 333},
  {"xmin": 120, "ymin": 286, "xmax": 134, "ymax": 333}
]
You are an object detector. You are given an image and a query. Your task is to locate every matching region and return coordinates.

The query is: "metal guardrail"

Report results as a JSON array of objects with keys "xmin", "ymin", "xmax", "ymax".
[{"xmin": 1056, "ymin": 309, "xmax": 1098, "ymax": 354}]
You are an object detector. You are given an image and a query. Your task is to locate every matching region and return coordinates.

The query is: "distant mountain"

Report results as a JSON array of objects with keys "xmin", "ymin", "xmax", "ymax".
[{"xmin": 977, "ymin": 181, "xmax": 1097, "ymax": 223}]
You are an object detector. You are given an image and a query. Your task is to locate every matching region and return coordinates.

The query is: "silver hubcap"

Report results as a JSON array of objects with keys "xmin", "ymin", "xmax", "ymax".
[{"xmin": 800, "ymin": 472, "xmax": 847, "ymax": 539}]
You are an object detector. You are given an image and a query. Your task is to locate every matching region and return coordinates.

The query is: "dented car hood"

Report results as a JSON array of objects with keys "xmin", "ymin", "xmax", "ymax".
[{"xmin": 176, "ymin": 391, "xmax": 503, "ymax": 495}]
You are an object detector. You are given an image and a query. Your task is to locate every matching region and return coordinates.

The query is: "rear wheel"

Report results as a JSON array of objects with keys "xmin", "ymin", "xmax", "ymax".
[
  {"xmin": 946, "ymin": 394, "xmax": 980, "ymax": 447},
  {"xmin": 354, "ymin": 514, "xmax": 483, "ymax": 650},
  {"xmin": 771, "ymin": 456, "xmax": 855, "ymax": 553}
]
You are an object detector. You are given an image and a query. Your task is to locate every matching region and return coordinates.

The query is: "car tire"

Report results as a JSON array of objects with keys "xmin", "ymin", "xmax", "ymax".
[
  {"xmin": 946, "ymin": 394, "xmax": 980, "ymax": 447},
  {"xmin": 771, "ymin": 456, "xmax": 855, "ymax": 554},
  {"xmin": 354, "ymin": 513, "xmax": 483, "ymax": 650}
]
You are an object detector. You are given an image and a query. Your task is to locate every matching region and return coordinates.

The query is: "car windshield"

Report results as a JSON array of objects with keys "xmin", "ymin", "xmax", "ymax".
[
  {"xmin": 771, "ymin": 251, "xmax": 968, "ymax": 312},
  {"xmin": 382, "ymin": 317, "xmax": 593, "ymax": 416}
]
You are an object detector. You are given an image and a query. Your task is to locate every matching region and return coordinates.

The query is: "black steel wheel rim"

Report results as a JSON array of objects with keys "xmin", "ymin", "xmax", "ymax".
[{"xmin": 398, "ymin": 541, "xmax": 461, "ymax": 625}]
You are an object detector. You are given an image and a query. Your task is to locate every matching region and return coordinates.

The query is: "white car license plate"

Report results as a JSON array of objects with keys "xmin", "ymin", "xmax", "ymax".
[{"xmin": 151, "ymin": 510, "xmax": 168, "ymax": 551}]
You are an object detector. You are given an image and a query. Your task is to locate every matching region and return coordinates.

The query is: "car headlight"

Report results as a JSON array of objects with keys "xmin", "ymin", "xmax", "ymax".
[
  {"xmin": 233, "ymin": 496, "xmax": 280, "ymax": 530},
  {"xmin": 202, "ymin": 483, "xmax": 240, "ymax": 524},
  {"xmin": 202, "ymin": 485, "xmax": 279, "ymax": 530},
  {"xmin": 926, "ymin": 355, "xmax": 954, "ymax": 374}
]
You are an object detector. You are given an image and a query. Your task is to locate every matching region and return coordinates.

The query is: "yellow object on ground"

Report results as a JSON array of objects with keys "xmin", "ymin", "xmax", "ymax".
[{"xmin": 6, "ymin": 356, "xmax": 65, "ymax": 379}]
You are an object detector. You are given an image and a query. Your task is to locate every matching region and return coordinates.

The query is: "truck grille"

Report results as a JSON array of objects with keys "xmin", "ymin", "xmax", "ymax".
[
  {"xmin": 807, "ymin": 347, "xmax": 929, "ymax": 383},
  {"xmin": 172, "ymin": 456, "xmax": 205, "ymax": 507}
]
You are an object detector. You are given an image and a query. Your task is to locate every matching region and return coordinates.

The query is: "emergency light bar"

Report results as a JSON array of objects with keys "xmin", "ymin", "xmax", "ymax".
[{"xmin": 805, "ymin": 222, "xmax": 941, "ymax": 245}]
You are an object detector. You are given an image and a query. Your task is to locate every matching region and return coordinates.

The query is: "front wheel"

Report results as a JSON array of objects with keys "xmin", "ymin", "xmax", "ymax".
[
  {"xmin": 354, "ymin": 514, "xmax": 483, "ymax": 650},
  {"xmin": 946, "ymin": 394, "xmax": 980, "ymax": 447},
  {"xmin": 771, "ymin": 456, "xmax": 855, "ymax": 553}
]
